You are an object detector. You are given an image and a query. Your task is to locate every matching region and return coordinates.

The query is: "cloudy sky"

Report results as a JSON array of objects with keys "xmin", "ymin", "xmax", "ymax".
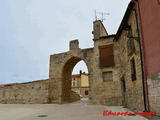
[{"xmin": 0, "ymin": 0, "xmax": 130, "ymax": 84}]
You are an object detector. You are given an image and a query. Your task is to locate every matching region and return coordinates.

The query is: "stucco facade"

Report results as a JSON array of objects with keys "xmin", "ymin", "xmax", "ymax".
[{"xmin": 72, "ymin": 72, "xmax": 89, "ymax": 98}]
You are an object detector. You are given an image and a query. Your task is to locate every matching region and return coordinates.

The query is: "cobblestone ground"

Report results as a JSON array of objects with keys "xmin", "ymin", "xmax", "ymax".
[{"xmin": 0, "ymin": 99, "xmax": 148, "ymax": 120}]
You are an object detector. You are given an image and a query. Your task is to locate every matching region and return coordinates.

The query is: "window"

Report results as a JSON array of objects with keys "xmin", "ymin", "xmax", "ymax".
[
  {"xmin": 103, "ymin": 71, "xmax": 113, "ymax": 82},
  {"xmin": 77, "ymin": 80, "xmax": 79, "ymax": 87},
  {"xmin": 127, "ymin": 39, "xmax": 135, "ymax": 55},
  {"xmin": 85, "ymin": 90, "xmax": 88, "ymax": 95},
  {"xmin": 121, "ymin": 78, "xmax": 126, "ymax": 93},
  {"xmin": 73, "ymin": 81, "xmax": 76, "ymax": 87},
  {"xmin": 130, "ymin": 58, "xmax": 137, "ymax": 81},
  {"xmin": 99, "ymin": 44, "xmax": 114, "ymax": 68}
]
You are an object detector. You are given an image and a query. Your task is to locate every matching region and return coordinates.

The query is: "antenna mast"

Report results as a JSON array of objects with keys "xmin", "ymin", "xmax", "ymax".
[{"xmin": 95, "ymin": 10, "xmax": 110, "ymax": 22}]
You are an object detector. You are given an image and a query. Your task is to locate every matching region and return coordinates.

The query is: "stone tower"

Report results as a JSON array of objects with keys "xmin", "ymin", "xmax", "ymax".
[{"xmin": 92, "ymin": 20, "xmax": 108, "ymax": 40}]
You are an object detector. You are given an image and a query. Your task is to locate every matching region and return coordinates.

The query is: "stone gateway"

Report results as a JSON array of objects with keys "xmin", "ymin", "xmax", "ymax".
[{"xmin": 0, "ymin": 1, "xmax": 160, "ymax": 115}]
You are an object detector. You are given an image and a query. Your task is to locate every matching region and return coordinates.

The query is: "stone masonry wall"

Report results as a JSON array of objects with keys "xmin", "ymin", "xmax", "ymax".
[
  {"xmin": 114, "ymin": 8, "xmax": 144, "ymax": 111},
  {"xmin": 0, "ymin": 3, "xmax": 148, "ymax": 113},
  {"xmin": 70, "ymin": 91, "xmax": 80, "ymax": 102},
  {"xmin": 91, "ymin": 36, "xmax": 123, "ymax": 106},
  {"xmin": 0, "ymin": 79, "xmax": 80, "ymax": 104},
  {"xmin": 49, "ymin": 48, "xmax": 94, "ymax": 104},
  {"xmin": 147, "ymin": 72, "xmax": 160, "ymax": 115},
  {"xmin": 0, "ymin": 79, "xmax": 49, "ymax": 104}
]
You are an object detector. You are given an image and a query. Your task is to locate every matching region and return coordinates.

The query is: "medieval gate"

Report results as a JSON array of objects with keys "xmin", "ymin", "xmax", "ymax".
[{"xmin": 48, "ymin": 40, "xmax": 94, "ymax": 103}]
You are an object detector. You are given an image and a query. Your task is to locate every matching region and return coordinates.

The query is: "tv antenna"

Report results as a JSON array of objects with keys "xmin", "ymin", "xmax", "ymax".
[{"xmin": 95, "ymin": 10, "xmax": 110, "ymax": 22}]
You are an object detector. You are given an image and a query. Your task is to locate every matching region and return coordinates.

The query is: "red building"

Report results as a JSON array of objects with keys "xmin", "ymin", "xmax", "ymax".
[
  {"xmin": 138, "ymin": 0, "xmax": 160, "ymax": 75},
  {"xmin": 136, "ymin": 0, "xmax": 160, "ymax": 115}
]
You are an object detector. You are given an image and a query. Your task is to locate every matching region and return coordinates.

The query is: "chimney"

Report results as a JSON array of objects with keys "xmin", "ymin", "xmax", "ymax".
[
  {"xmin": 80, "ymin": 70, "xmax": 82, "ymax": 75},
  {"xmin": 92, "ymin": 20, "xmax": 108, "ymax": 40}
]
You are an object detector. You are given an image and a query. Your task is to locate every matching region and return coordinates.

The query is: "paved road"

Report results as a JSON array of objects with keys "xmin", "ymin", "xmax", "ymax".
[{"xmin": 0, "ymin": 99, "xmax": 148, "ymax": 120}]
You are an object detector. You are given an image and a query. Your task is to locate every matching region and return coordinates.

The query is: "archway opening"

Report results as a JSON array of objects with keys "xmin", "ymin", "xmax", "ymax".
[
  {"xmin": 61, "ymin": 57, "xmax": 89, "ymax": 103},
  {"xmin": 72, "ymin": 61, "xmax": 89, "ymax": 99}
]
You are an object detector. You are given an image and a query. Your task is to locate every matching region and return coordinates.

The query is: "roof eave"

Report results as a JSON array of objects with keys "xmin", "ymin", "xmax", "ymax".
[{"xmin": 114, "ymin": 1, "xmax": 136, "ymax": 41}]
